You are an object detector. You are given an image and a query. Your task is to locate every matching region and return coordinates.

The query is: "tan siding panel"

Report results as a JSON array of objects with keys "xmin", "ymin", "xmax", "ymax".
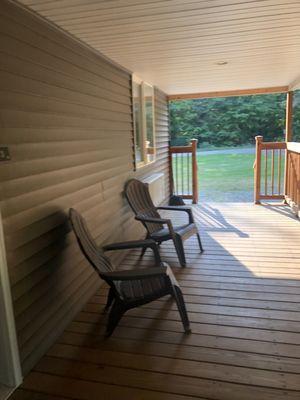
[{"xmin": 0, "ymin": 1, "xmax": 169, "ymax": 375}]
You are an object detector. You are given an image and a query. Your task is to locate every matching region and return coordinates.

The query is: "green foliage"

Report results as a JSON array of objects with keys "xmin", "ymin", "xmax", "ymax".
[
  {"xmin": 293, "ymin": 90, "xmax": 300, "ymax": 142},
  {"xmin": 170, "ymin": 93, "xmax": 289, "ymax": 147}
]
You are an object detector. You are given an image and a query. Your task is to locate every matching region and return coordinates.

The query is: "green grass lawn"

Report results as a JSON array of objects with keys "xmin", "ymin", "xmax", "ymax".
[
  {"xmin": 172, "ymin": 147, "xmax": 284, "ymax": 202},
  {"xmin": 198, "ymin": 152, "xmax": 254, "ymax": 201}
]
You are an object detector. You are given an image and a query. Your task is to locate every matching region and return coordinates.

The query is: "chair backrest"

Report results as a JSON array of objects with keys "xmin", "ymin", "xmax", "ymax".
[
  {"xmin": 124, "ymin": 179, "xmax": 163, "ymax": 234},
  {"xmin": 69, "ymin": 208, "xmax": 112, "ymax": 275}
]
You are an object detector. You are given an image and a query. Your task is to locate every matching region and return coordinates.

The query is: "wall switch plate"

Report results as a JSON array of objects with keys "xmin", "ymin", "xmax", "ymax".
[{"xmin": 0, "ymin": 147, "xmax": 11, "ymax": 161}]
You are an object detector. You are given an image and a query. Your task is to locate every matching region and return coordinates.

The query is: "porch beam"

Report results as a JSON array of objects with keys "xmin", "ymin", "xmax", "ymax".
[{"xmin": 168, "ymin": 86, "xmax": 288, "ymax": 101}]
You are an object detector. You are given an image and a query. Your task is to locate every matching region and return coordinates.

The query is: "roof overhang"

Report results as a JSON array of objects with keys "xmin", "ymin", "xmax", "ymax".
[{"xmin": 17, "ymin": 0, "xmax": 300, "ymax": 95}]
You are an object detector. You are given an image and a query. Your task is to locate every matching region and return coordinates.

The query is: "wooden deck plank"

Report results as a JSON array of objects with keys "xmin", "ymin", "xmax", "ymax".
[
  {"xmin": 44, "ymin": 345, "xmax": 300, "ymax": 390},
  {"xmin": 56, "ymin": 333, "xmax": 300, "ymax": 373},
  {"xmin": 94, "ymin": 290, "xmax": 300, "ymax": 312},
  {"xmin": 21, "ymin": 371, "xmax": 197, "ymax": 400},
  {"xmin": 14, "ymin": 203, "xmax": 300, "ymax": 400},
  {"xmin": 22, "ymin": 359, "xmax": 300, "ymax": 400},
  {"xmin": 64, "ymin": 321, "xmax": 300, "ymax": 358},
  {"xmin": 81, "ymin": 305, "xmax": 300, "ymax": 332}
]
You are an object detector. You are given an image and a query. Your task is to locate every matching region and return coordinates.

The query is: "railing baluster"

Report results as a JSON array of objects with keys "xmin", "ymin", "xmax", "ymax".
[
  {"xmin": 288, "ymin": 152, "xmax": 290, "ymax": 199},
  {"xmin": 187, "ymin": 152, "xmax": 190, "ymax": 195},
  {"xmin": 292, "ymin": 154, "xmax": 294, "ymax": 201},
  {"xmin": 264, "ymin": 149, "xmax": 268, "ymax": 195},
  {"xmin": 175, "ymin": 153, "xmax": 178, "ymax": 195},
  {"xmin": 297, "ymin": 155, "xmax": 300, "ymax": 206},
  {"xmin": 278, "ymin": 149, "xmax": 282, "ymax": 195},
  {"xmin": 298, "ymin": 155, "xmax": 300, "ymax": 207},
  {"xmin": 271, "ymin": 149, "xmax": 274, "ymax": 195},
  {"xmin": 293, "ymin": 153, "xmax": 297, "ymax": 201},
  {"xmin": 181, "ymin": 152, "xmax": 184, "ymax": 195}
]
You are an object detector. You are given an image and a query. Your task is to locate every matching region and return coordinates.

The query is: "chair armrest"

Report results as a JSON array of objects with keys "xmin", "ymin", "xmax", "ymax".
[
  {"xmin": 103, "ymin": 239, "xmax": 161, "ymax": 265},
  {"xmin": 135, "ymin": 214, "xmax": 176, "ymax": 237},
  {"xmin": 157, "ymin": 206, "xmax": 194, "ymax": 224},
  {"xmin": 135, "ymin": 214, "xmax": 170, "ymax": 224},
  {"xmin": 104, "ymin": 265, "xmax": 168, "ymax": 281},
  {"xmin": 157, "ymin": 206, "xmax": 191, "ymax": 212},
  {"xmin": 103, "ymin": 239, "xmax": 156, "ymax": 251}
]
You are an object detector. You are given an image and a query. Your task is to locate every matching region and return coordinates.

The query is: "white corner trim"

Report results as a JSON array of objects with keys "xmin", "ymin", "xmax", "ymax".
[{"xmin": 0, "ymin": 210, "xmax": 22, "ymax": 387}]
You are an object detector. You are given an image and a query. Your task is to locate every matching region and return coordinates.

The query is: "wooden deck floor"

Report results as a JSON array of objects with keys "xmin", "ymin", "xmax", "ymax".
[{"xmin": 12, "ymin": 203, "xmax": 300, "ymax": 400}]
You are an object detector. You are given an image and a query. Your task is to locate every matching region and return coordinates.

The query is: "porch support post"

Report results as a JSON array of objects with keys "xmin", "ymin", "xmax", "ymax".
[
  {"xmin": 168, "ymin": 140, "xmax": 174, "ymax": 197},
  {"xmin": 284, "ymin": 91, "xmax": 293, "ymax": 197},
  {"xmin": 285, "ymin": 91, "xmax": 293, "ymax": 142},
  {"xmin": 191, "ymin": 139, "xmax": 198, "ymax": 204},
  {"xmin": 254, "ymin": 135, "xmax": 263, "ymax": 204}
]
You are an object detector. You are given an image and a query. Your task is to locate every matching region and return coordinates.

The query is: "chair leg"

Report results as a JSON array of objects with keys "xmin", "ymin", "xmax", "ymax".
[
  {"xmin": 106, "ymin": 302, "xmax": 126, "ymax": 337},
  {"xmin": 140, "ymin": 234, "xmax": 149, "ymax": 258},
  {"xmin": 173, "ymin": 235, "xmax": 186, "ymax": 267},
  {"xmin": 173, "ymin": 286, "xmax": 191, "ymax": 333},
  {"xmin": 196, "ymin": 232, "xmax": 204, "ymax": 253},
  {"xmin": 140, "ymin": 245, "xmax": 147, "ymax": 258},
  {"xmin": 103, "ymin": 287, "xmax": 114, "ymax": 313}
]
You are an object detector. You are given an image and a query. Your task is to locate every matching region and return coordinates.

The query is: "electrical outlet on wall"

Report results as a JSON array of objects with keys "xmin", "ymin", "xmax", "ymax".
[{"xmin": 0, "ymin": 147, "xmax": 10, "ymax": 161}]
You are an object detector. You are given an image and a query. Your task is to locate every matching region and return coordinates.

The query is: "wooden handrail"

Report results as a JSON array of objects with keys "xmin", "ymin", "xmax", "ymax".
[
  {"xmin": 170, "ymin": 138, "xmax": 198, "ymax": 204},
  {"xmin": 259, "ymin": 142, "xmax": 286, "ymax": 150},
  {"xmin": 170, "ymin": 145, "xmax": 193, "ymax": 154}
]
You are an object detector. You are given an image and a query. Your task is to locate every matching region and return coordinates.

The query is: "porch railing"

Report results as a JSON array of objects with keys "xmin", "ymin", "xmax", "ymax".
[
  {"xmin": 285, "ymin": 142, "xmax": 300, "ymax": 215},
  {"xmin": 254, "ymin": 136, "xmax": 300, "ymax": 215},
  {"xmin": 170, "ymin": 138, "xmax": 198, "ymax": 203},
  {"xmin": 253, "ymin": 135, "xmax": 286, "ymax": 203}
]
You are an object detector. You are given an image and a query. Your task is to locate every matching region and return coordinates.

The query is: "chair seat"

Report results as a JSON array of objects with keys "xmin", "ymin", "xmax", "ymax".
[
  {"xmin": 117, "ymin": 275, "xmax": 168, "ymax": 301},
  {"xmin": 116, "ymin": 265, "xmax": 179, "ymax": 302},
  {"xmin": 151, "ymin": 223, "xmax": 197, "ymax": 241}
]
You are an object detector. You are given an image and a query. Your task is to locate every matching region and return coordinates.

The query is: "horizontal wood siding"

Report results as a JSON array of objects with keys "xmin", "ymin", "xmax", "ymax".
[{"xmin": 0, "ymin": 0, "xmax": 169, "ymax": 375}]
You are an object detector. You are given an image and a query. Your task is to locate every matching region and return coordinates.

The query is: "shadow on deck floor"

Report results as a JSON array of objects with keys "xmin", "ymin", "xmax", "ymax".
[{"xmin": 11, "ymin": 203, "xmax": 300, "ymax": 400}]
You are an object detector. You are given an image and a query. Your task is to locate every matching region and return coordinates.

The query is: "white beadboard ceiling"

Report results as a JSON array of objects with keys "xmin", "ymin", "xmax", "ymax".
[{"xmin": 19, "ymin": 0, "xmax": 300, "ymax": 95}]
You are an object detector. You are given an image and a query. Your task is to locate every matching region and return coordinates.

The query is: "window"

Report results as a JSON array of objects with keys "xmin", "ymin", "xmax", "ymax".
[{"xmin": 132, "ymin": 76, "xmax": 155, "ymax": 168}]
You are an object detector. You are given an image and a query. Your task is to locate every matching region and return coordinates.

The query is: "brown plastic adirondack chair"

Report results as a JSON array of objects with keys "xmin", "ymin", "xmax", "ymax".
[
  {"xmin": 69, "ymin": 208, "xmax": 191, "ymax": 336},
  {"xmin": 124, "ymin": 179, "xmax": 203, "ymax": 267}
]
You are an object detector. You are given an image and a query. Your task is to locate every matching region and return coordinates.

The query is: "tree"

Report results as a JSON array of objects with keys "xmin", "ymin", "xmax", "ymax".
[
  {"xmin": 169, "ymin": 93, "xmax": 288, "ymax": 147},
  {"xmin": 293, "ymin": 90, "xmax": 300, "ymax": 141}
]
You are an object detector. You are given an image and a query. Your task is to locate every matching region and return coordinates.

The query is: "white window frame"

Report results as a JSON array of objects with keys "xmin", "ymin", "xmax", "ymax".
[{"xmin": 132, "ymin": 75, "xmax": 156, "ymax": 169}]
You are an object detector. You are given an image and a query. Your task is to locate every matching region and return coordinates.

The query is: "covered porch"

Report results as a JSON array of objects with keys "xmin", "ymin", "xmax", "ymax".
[
  {"xmin": 1, "ymin": 1, "xmax": 300, "ymax": 399},
  {"xmin": 13, "ymin": 202, "xmax": 300, "ymax": 400}
]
